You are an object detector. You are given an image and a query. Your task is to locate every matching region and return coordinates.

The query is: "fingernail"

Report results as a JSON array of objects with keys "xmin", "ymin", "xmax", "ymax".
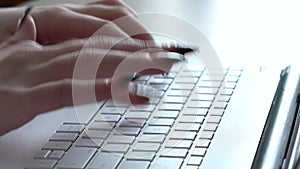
[
  {"xmin": 17, "ymin": 6, "xmax": 33, "ymax": 31},
  {"xmin": 160, "ymin": 42, "xmax": 198, "ymax": 55},
  {"xmin": 131, "ymin": 72, "xmax": 141, "ymax": 81},
  {"xmin": 155, "ymin": 52, "xmax": 186, "ymax": 62},
  {"xmin": 121, "ymin": 72, "xmax": 141, "ymax": 83}
]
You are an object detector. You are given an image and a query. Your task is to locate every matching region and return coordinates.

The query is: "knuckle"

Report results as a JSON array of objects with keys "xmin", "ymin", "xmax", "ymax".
[
  {"xmin": 50, "ymin": 5, "xmax": 69, "ymax": 14},
  {"xmin": 116, "ymin": 6, "xmax": 130, "ymax": 17},
  {"xmin": 13, "ymin": 40, "xmax": 41, "ymax": 56},
  {"xmin": 0, "ymin": 88, "xmax": 17, "ymax": 98},
  {"xmin": 58, "ymin": 79, "xmax": 72, "ymax": 106}
]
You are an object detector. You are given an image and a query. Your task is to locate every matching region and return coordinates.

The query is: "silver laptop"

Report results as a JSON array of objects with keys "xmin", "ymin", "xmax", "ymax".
[
  {"xmin": 1, "ymin": 0, "xmax": 300, "ymax": 169},
  {"xmin": 2, "ymin": 52, "xmax": 300, "ymax": 169},
  {"xmin": 6, "ymin": 49, "xmax": 299, "ymax": 169}
]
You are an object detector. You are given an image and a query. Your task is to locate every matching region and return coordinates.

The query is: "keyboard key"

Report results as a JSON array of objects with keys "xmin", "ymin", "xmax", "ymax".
[
  {"xmin": 102, "ymin": 144, "xmax": 129, "ymax": 153},
  {"xmin": 171, "ymin": 83, "xmax": 195, "ymax": 90},
  {"xmin": 213, "ymin": 102, "xmax": 228, "ymax": 109},
  {"xmin": 42, "ymin": 141, "xmax": 72, "ymax": 151},
  {"xmin": 201, "ymin": 75, "xmax": 224, "ymax": 81},
  {"xmin": 152, "ymin": 90, "xmax": 165, "ymax": 98},
  {"xmin": 223, "ymin": 82, "xmax": 236, "ymax": 89},
  {"xmin": 49, "ymin": 133, "xmax": 78, "ymax": 142},
  {"xmin": 209, "ymin": 109, "xmax": 224, "ymax": 116},
  {"xmin": 179, "ymin": 115, "xmax": 205, "ymax": 124},
  {"xmin": 149, "ymin": 98, "xmax": 160, "ymax": 104},
  {"xmin": 198, "ymin": 81, "xmax": 221, "ymax": 88},
  {"xmin": 118, "ymin": 160, "xmax": 150, "ymax": 169},
  {"xmin": 185, "ymin": 166, "xmax": 199, "ymax": 169},
  {"xmin": 153, "ymin": 111, "xmax": 179, "ymax": 119},
  {"xmin": 125, "ymin": 111, "xmax": 151, "ymax": 119},
  {"xmin": 162, "ymin": 96, "xmax": 187, "ymax": 104},
  {"xmin": 192, "ymin": 148, "xmax": 207, "ymax": 156},
  {"xmin": 199, "ymin": 131, "xmax": 214, "ymax": 139},
  {"xmin": 108, "ymin": 135, "xmax": 135, "ymax": 144},
  {"xmin": 148, "ymin": 78, "xmax": 173, "ymax": 84},
  {"xmin": 167, "ymin": 89, "xmax": 191, "ymax": 97},
  {"xmin": 160, "ymin": 148, "xmax": 188, "ymax": 158},
  {"xmin": 165, "ymin": 140, "xmax": 192, "ymax": 149},
  {"xmin": 89, "ymin": 122, "xmax": 115, "ymax": 131},
  {"xmin": 195, "ymin": 139, "xmax": 211, "ymax": 148},
  {"xmin": 150, "ymin": 84, "xmax": 169, "ymax": 91},
  {"xmin": 175, "ymin": 77, "xmax": 198, "ymax": 84},
  {"xmin": 186, "ymin": 101, "xmax": 211, "ymax": 109},
  {"xmin": 187, "ymin": 156, "xmax": 203, "ymax": 166},
  {"xmin": 133, "ymin": 142, "xmax": 161, "ymax": 152},
  {"xmin": 149, "ymin": 157, "xmax": 183, "ymax": 169},
  {"xmin": 225, "ymin": 76, "xmax": 239, "ymax": 82},
  {"xmin": 115, "ymin": 127, "xmax": 140, "ymax": 136},
  {"xmin": 101, "ymin": 107, "xmax": 126, "ymax": 115},
  {"xmin": 26, "ymin": 159, "xmax": 57, "ymax": 169},
  {"xmin": 87, "ymin": 152, "xmax": 123, "ymax": 169},
  {"xmin": 143, "ymin": 126, "xmax": 170, "ymax": 135},
  {"xmin": 57, "ymin": 124, "xmax": 85, "ymax": 133},
  {"xmin": 149, "ymin": 118, "xmax": 174, "ymax": 126},
  {"xmin": 217, "ymin": 95, "xmax": 231, "ymax": 102},
  {"xmin": 105, "ymin": 100, "xmax": 129, "ymax": 107},
  {"xmin": 190, "ymin": 94, "xmax": 215, "ymax": 101},
  {"xmin": 182, "ymin": 108, "xmax": 208, "ymax": 116},
  {"xmin": 207, "ymin": 116, "xmax": 222, "ymax": 123},
  {"xmin": 219, "ymin": 88, "xmax": 234, "ymax": 96},
  {"xmin": 95, "ymin": 114, "xmax": 121, "ymax": 122},
  {"xmin": 203, "ymin": 123, "xmax": 218, "ymax": 131},
  {"xmin": 196, "ymin": 88, "xmax": 218, "ymax": 95},
  {"xmin": 174, "ymin": 123, "xmax": 201, "ymax": 132},
  {"xmin": 127, "ymin": 151, "xmax": 155, "ymax": 161},
  {"xmin": 138, "ymin": 134, "xmax": 165, "ymax": 143},
  {"xmin": 178, "ymin": 71, "xmax": 202, "ymax": 77},
  {"xmin": 169, "ymin": 131, "xmax": 197, "ymax": 140},
  {"xmin": 82, "ymin": 130, "xmax": 110, "ymax": 139},
  {"xmin": 130, "ymin": 105, "xmax": 156, "ymax": 111},
  {"xmin": 48, "ymin": 150, "xmax": 65, "ymax": 160},
  {"xmin": 119, "ymin": 119, "xmax": 145, "ymax": 128},
  {"xmin": 57, "ymin": 147, "xmax": 96, "ymax": 169},
  {"xmin": 159, "ymin": 103, "xmax": 183, "ymax": 111},
  {"xmin": 34, "ymin": 150, "xmax": 51, "ymax": 159},
  {"xmin": 75, "ymin": 138, "xmax": 103, "ymax": 148}
]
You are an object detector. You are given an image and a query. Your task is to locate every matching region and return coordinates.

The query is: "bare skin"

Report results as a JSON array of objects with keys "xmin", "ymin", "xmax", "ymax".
[{"xmin": 0, "ymin": 0, "xmax": 181, "ymax": 136}]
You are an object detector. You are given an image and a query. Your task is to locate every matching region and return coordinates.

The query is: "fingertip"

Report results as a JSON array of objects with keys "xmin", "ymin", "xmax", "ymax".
[{"xmin": 129, "ymin": 94, "xmax": 149, "ymax": 104}]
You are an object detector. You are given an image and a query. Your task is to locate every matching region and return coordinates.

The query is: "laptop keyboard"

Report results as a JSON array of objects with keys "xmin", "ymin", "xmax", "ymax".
[{"xmin": 26, "ymin": 63, "xmax": 243, "ymax": 169}]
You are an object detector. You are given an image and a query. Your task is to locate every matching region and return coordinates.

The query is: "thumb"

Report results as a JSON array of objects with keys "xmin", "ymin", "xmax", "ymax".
[{"xmin": 13, "ymin": 15, "xmax": 37, "ymax": 42}]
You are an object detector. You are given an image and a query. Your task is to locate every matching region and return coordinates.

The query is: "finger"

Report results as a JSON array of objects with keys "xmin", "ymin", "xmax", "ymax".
[
  {"xmin": 31, "ymin": 50, "xmax": 183, "ymax": 86},
  {"xmin": 33, "ymin": 8, "xmax": 128, "ymax": 44},
  {"xmin": 24, "ymin": 78, "xmax": 148, "ymax": 116},
  {"xmin": 64, "ymin": 4, "xmax": 153, "ymax": 40},
  {"xmin": 86, "ymin": 36, "xmax": 195, "ymax": 54},
  {"xmin": 87, "ymin": 0, "xmax": 138, "ymax": 15},
  {"xmin": 30, "ymin": 49, "xmax": 127, "ymax": 85}
]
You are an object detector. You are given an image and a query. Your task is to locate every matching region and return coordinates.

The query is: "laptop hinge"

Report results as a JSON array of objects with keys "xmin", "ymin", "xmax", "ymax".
[
  {"xmin": 251, "ymin": 66, "xmax": 300, "ymax": 169},
  {"xmin": 281, "ymin": 94, "xmax": 300, "ymax": 169}
]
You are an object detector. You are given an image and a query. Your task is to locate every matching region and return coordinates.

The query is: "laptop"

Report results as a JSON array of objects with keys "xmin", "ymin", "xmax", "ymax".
[{"xmin": 1, "ymin": 0, "xmax": 300, "ymax": 169}]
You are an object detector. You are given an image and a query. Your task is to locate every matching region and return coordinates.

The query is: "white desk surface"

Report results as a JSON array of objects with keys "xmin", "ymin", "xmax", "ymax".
[{"xmin": 1, "ymin": 0, "xmax": 300, "ymax": 168}]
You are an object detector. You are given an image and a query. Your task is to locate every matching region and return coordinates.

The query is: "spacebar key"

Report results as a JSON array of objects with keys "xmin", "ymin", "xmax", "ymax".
[{"xmin": 57, "ymin": 147, "xmax": 96, "ymax": 169}]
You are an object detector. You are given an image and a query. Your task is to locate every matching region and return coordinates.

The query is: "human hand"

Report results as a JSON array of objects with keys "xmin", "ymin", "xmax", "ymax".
[
  {"xmin": 0, "ymin": 0, "xmax": 152, "ymax": 44},
  {"xmin": 0, "ymin": 15, "xmax": 185, "ymax": 136}
]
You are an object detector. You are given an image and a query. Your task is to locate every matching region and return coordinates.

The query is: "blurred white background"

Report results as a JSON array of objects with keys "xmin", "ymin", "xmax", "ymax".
[{"xmin": 22, "ymin": 0, "xmax": 300, "ymax": 67}]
